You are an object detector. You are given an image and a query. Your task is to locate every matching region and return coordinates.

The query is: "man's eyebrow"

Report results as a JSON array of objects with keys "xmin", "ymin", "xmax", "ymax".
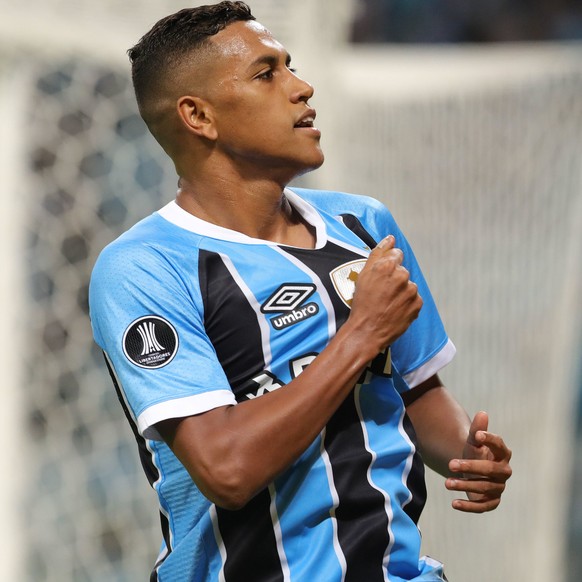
[{"xmin": 248, "ymin": 51, "xmax": 292, "ymax": 70}]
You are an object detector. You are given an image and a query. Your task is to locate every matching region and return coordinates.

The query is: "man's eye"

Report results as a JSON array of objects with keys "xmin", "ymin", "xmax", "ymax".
[{"xmin": 258, "ymin": 69, "xmax": 274, "ymax": 80}]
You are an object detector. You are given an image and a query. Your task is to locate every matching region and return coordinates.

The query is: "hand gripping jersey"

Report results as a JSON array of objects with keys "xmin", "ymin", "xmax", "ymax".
[{"xmin": 89, "ymin": 188, "xmax": 455, "ymax": 582}]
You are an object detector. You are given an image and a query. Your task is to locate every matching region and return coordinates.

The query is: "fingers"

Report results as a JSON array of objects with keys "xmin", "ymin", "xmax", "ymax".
[
  {"xmin": 461, "ymin": 429, "xmax": 513, "ymax": 467},
  {"xmin": 449, "ymin": 496, "xmax": 502, "ymax": 514},
  {"xmin": 446, "ymin": 476, "xmax": 506, "ymax": 513},
  {"xmin": 369, "ymin": 235, "xmax": 404, "ymax": 270},
  {"xmin": 446, "ymin": 476, "xmax": 506, "ymax": 497},
  {"xmin": 449, "ymin": 456, "xmax": 512, "ymax": 483},
  {"xmin": 376, "ymin": 234, "xmax": 396, "ymax": 250},
  {"xmin": 447, "ymin": 431, "xmax": 513, "ymax": 514},
  {"xmin": 476, "ymin": 431, "xmax": 513, "ymax": 462},
  {"xmin": 445, "ymin": 467, "xmax": 509, "ymax": 514}
]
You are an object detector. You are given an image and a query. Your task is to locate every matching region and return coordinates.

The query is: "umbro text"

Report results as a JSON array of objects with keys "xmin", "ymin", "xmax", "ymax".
[{"xmin": 270, "ymin": 302, "xmax": 319, "ymax": 330}]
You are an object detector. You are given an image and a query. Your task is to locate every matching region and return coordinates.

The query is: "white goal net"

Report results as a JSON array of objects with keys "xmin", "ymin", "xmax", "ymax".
[{"xmin": 1, "ymin": 1, "xmax": 581, "ymax": 581}]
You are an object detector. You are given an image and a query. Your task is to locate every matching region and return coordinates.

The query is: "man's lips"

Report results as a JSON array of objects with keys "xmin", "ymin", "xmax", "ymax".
[
  {"xmin": 294, "ymin": 109, "xmax": 320, "ymax": 137},
  {"xmin": 294, "ymin": 109, "xmax": 317, "ymax": 128}
]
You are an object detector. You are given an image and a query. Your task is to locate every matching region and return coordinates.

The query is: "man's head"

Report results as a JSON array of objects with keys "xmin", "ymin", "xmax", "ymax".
[
  {"xmin": 128, "ymin": 2, "xmax": 255, "ymax": 139},
  {"xmin": 128, "ymin": 2, "xmax": 323, "ymax": 182}
]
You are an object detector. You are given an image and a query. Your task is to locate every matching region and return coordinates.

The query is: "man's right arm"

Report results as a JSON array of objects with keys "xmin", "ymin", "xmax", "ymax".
[{"xmin": 156, "ymin": 235, "xmax": 422, "ymax": 510}]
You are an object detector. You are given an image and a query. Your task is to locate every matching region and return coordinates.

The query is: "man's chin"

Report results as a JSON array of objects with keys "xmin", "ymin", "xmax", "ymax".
[
  {"xmin": 292, "ymin": 155, "xmax": 325, "ymax": 180},
  {"xmin": 302, "ymin": 150, "xmax": 325, "ymax": 173}
]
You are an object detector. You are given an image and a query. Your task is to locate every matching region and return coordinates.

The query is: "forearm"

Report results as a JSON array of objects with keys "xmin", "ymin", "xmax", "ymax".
[
  {"xmin": 405, "ymin": 379, "xmax": 471, "ymax": 477},
  {"xmin": 160, "ymin": 320, "xmax": 379, "ymax": 509}
]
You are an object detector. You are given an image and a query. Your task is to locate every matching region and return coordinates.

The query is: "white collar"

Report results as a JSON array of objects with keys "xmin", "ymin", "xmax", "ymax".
[{"xmin": 157, "ymin": 188, "xmax": 327, "ymax": 249}]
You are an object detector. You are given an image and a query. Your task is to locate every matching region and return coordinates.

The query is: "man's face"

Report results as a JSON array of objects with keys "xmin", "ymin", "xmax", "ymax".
[{"xmin": 200, "ymin": 20, "xmax": 324, "ymax": 179}]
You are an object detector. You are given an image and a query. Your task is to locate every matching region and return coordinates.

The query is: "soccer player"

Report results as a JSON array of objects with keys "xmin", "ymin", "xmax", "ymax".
[{"xmin": 89, "ymin": 2, "xmax": 512, "ymax": 581}]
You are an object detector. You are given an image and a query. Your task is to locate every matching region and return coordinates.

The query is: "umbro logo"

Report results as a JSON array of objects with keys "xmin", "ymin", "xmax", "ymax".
[
  {"xmin": 123, "ymin": 315, "xmax": 178, "ymax": 369},
  {"xmin": 261, "ymin": 284, "xmax": 319, "ymax": 330},
  {"xmin": 261, "ymin": 284, "xmax": 316, "ymax": 312}
]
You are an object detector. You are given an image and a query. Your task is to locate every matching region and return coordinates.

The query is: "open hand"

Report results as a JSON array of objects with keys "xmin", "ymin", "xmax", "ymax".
[{"xmin": 445, "ymin": 411, "xmax": 512, "ymax": 513}]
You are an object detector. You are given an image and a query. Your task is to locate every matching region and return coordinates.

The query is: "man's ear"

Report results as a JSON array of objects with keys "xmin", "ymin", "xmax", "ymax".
[{"xmin": 176, "ymin": 95, "xmax": 218, "ymax": 140}]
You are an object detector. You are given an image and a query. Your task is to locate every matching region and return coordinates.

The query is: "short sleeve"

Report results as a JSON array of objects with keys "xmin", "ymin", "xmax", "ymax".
[
  {"xmin": 89, "ymin": 238, "xmax": 236, "ymax": 440},
  {"xmin": 353, "ymin": 197, "xmax": 456, "ymax": 389}
]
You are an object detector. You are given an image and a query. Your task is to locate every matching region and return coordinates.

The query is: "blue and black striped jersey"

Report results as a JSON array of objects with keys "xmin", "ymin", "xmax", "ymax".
[{"xmin": 89, "ymin": 188, "xmax": 455, "ymax": 582}]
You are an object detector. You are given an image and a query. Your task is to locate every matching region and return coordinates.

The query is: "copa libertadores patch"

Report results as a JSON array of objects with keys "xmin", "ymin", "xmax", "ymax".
[{"xmin": 123, "ymin": 316, "xmax": 178, "ymax": 369}]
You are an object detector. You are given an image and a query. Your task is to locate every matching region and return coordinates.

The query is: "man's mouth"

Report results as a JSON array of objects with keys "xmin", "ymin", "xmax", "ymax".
[{"xmin": 294, "ymin": 116, "xmax": 315, "ymax": 128}]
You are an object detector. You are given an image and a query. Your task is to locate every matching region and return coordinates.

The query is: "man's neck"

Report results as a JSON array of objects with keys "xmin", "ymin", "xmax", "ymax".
[{"xmin": 176, "ymin": 175, "xmax": 315, "ymax": 248}]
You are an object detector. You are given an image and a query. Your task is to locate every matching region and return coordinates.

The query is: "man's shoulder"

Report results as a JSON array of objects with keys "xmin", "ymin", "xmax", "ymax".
[
  {"xmin": 92, "ymin": 209, "xmax": 195, "ymax": 280},
  {"xmin": 288, "ymin": 187, "xmax": 396, "ymax": 234}
]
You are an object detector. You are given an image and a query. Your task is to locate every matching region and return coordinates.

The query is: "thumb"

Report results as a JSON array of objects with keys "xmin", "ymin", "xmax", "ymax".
[{"xmin": 467, "ymin": 410, "xmax": 489, "ymax": 447}]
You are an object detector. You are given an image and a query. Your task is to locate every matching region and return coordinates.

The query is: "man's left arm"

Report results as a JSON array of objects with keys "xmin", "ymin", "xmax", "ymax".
[{"xmin": 403, "ymin": 374, "xmax": 513, "ymax": 513}]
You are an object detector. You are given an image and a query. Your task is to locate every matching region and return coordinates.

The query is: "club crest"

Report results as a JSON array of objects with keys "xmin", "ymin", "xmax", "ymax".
[{"xmin": 329, "ymin": 259, "xmax": 367, "ymax": 308}]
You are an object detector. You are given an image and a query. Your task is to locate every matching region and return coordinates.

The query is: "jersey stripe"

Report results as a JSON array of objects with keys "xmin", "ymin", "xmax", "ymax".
[
  {"xmin": 210, "ymin": 505, "xmax": 227, "ymax": 582},
  {"xmin": 320, "ymin": 426, "xmax": 349, "ymax": 580},
  {"xmin": 198, "ymin": 250, "xmax": 269, "ymax": 396},
  {"xmin": 218, "ymin": 252, "xmax": 274, "ymax": 371},
  {"xmin": 269, "ymin": 483, "xmax": 292, "ymax": 582},
  {"xmin": 400, "ymin": 413, "xmax": 427, "ymax": 524},
  {"xmin": 354, "ymin": 383, "xmax": 395, "ymax": 579},
  {"xmin": 217, "ymin": 489, "xmax": 285, "ymax": 582},
  {"xmin": 102, "ymin": 353, "xmax": 171, "ymax": 580},
  {"xmin": 338, "ymin": 213, "xmax": 380, "ymax": 250},
  {"xmin": 326, "ymin": 234, "xmax": 370, "ymax": 258},
  {"xmin": 324, "ymin": 390, "xmax": 391, "ymax": 582},
  {"xmin": 199, "ymin": 250, "xmax": 288, "ymax": 580}
]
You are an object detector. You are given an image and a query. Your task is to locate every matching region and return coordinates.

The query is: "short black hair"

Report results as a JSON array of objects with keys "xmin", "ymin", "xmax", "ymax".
[{"xmin": 128, "ymin": 2, "xmax": 255, "ymax": 113}]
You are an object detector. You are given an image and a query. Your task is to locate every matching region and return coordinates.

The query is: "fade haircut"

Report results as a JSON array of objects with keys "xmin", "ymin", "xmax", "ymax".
[{"xmin": 128, "ymin": 2, "xmax": 255, "ymax": 122}]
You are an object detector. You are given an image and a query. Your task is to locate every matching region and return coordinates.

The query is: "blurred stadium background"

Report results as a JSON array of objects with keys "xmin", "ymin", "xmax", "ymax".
[{"xmin": 0, "ymin": 0, "xmax": 581, "ymax": 580}]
